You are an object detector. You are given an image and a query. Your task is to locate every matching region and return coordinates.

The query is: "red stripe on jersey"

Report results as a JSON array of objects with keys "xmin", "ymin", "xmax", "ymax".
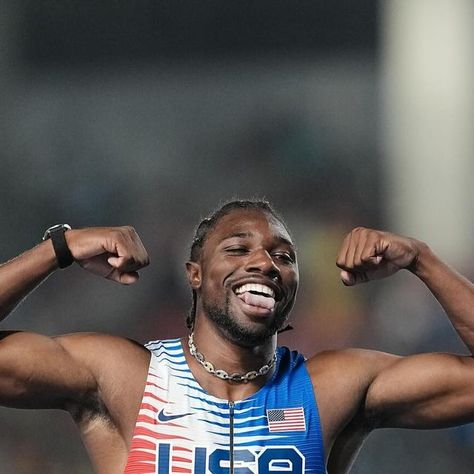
[
  {"xmin": 128, "ymin": 438, "xmax": 156, "ymax": 451},
  {"xmin": 172, "ymin": 446, "xmax": 192, "ymax": 452},
  {"xmin": 172, "ymin": 456, "xmax": 192, "ymax": 463},
  {"xmin": 140, "ymin": 402, "xmax": 160, "ymax": 412},
  {"xmin": 125, "ymin": 463, "xmax": 155, "ymax": 473},
  {"xmin": 127, "ymin": 450, "xmax": 155, "ymax": 462},
  {"xmin": 143, "ymin": 391, "xmax": 168, "ymax": 404},
  {"xmin": 146, "ymin": 380, "xmax": 166, "ymax": 390},
  {"xmin": 134, "ymin": 426, "xmax": 192, "ymax": 441},
  {"xmin": 136, "ymin": 415, "xmax": 155, "ymax": 425},
  {"xmin": 148, "ymin": 372, "xmax": 163, "ymax": 380},
  {"xmin": 135, "ymin": 414, "xmax": 187, "ymax": 429}
]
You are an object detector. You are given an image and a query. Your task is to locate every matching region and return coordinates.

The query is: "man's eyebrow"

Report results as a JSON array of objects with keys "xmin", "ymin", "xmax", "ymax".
[
  {"xmin": 221, "ymin": 232, "xmax": 254, "ymax": 241},
  {"xmin": 221, "ymin": 232, "xmax": 295, "ymax": 248},
  {"xmin": 278, "ymin": 236, "xmax": 296, "ymax": 248}
]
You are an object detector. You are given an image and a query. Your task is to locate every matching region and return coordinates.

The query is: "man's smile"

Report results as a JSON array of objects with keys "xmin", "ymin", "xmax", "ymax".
[
  {"xmin": 234, "ymin": 282, "xmax": 276, "ymax": 311},
  {"xmin": 228, "ymin": 278, "xmax": 286, "ymax": 318}
]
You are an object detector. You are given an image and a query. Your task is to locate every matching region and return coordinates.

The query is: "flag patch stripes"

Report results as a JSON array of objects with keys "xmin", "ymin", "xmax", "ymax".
[{"xmin": 266, "ymin": 407, "xmax": 306, "ymax": 432}]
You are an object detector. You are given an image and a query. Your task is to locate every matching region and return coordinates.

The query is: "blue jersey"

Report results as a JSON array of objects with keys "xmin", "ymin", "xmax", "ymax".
[{"xmin": 124, "ymin": 338, "xmax": 326, "ymax": 474}]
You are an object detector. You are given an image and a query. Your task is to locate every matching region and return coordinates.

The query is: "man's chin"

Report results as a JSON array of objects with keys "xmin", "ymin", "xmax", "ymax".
[
  {"xmin": 229, "ymin": 325, "xmax": 276, "ymax": 347},
  {"xmin": 204, "ymin": 303, "xmax": 285, "ymax": 347}
]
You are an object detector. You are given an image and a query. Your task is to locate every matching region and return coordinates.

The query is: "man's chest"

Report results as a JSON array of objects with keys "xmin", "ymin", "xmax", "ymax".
[{"xmin": 123, "ymin": 340, "xmax": 326, "ymax": 474}]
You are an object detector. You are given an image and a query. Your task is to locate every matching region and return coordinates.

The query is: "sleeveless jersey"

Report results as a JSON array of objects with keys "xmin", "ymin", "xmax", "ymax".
[{"xmin": 124, "ymin": 338, "xmax": 326, "ymax": 474}]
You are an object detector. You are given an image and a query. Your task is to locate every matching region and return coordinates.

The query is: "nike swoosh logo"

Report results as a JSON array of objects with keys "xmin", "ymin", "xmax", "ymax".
[{"xmin": 157, "ymin": 408, "xmax": 192, "ymax": 423}]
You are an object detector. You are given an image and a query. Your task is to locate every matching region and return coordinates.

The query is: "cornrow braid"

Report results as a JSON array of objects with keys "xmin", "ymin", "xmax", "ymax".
[{"xmin": 186, "ymin": 199, "xmax": 288, "ymax": 330}]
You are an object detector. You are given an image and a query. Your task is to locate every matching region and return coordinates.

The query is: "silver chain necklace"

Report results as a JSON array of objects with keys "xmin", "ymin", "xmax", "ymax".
[{"xmin": 188, "ymin": 333, "xmax": 277, "ymax": 383}]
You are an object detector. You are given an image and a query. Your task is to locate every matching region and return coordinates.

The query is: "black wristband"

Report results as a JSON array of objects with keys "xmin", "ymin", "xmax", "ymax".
[{"xmin": 43, "ymin": 224, "xmax": 74, "ymax": 268}]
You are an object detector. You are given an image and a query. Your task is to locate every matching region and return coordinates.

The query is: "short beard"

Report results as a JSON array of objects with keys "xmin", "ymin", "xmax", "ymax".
[{"xmin": 202, "ymin": 296, "xmax": 289, "ymax": 347}]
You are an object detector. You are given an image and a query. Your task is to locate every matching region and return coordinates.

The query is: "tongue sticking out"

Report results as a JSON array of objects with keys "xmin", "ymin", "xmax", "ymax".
[{"xmin": 237, "ymin": 291, "xmax": 275, "ymax": 310}]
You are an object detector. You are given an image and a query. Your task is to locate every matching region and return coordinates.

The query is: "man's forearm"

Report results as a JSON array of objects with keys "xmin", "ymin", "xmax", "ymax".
[
  {"xmin": 0, "ymin": 240, "xmax": 58, "ymax": 320},
  {"xmin": 412, "ymin": 243, "xmax": 474, "ymax": 354}
]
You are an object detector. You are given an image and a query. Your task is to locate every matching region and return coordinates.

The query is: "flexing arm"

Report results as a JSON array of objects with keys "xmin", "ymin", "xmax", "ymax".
[
  {"xmin": 335, "ymin": 227, "xmax": 474, "ymax": 429},
  {"xmin": 336, "ymin": 227, "xmax": 474, "ymax": 353},
  {"xmin": 0, "ymin": 226, "xmax": 150, "ymax": 409},
  {"xmin": 0, "ymin": 226, "xmax": 150, "ymax": 321}
]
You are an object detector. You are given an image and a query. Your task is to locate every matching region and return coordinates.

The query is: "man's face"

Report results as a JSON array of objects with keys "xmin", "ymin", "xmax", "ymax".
[{"xmin": 189, "ymin": 209, "xmax": 299, "ymax": 347}]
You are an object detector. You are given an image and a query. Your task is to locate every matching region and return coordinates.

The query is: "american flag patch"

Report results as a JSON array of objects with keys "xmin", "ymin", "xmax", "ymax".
[{"xmin": 267, "ymin": 407, "xmax": 306, "ymax": 432}]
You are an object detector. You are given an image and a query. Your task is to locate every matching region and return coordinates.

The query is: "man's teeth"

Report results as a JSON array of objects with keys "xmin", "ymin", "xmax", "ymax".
[{"xmin": 234, "ymin": 283, "xmax": 275, "ymax": 298}]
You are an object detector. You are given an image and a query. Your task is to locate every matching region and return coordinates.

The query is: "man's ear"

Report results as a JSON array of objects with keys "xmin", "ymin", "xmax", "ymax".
[{"xmin": 186, "ymin": 261, "xmax": 202, "ymax": 289}]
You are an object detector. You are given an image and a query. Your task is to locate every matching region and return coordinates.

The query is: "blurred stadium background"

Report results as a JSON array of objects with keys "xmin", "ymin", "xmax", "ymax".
[{"xmin": 0, "ymin": 0, "xmax": 473, "ymax": 472}]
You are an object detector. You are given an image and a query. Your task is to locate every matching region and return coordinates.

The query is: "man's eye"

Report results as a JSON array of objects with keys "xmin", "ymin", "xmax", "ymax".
[
  {"xmin": 225, "ymin": 247, "xmax": 248, "ymax": 254},
  {"xmin": 273, "ymin": 252, "xmax": 295, "ymax": 263}
]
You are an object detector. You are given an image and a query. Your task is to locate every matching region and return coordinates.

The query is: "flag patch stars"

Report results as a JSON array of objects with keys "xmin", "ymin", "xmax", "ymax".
[{"xmin": 267, "ymin": 407, "xmax": 306, "ymax": 432}]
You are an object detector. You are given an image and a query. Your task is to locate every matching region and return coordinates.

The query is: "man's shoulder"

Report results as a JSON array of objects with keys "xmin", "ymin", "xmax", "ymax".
[
  {"xmin": 53, "ymin": 332, "xmax": 150, "ymax": 372},
  {"xmin": 305, "ymin": 347, "xmax": 400, "ymax": 384},
  {"xmin": 54, "ymin": 331, "xmax": 148, "ymax": 349},
  {"xmin": 302, "ymin": 348, "xmax": 402, "ymax": 442}
]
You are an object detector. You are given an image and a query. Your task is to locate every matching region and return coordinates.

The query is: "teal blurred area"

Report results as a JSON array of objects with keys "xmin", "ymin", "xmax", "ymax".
[{"xmin": 0, "ymin": 1, "xmax": 473, "ymax": 472}]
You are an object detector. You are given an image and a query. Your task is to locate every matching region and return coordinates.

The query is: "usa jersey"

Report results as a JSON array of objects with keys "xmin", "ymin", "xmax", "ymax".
[{"xmin": 124, "ymin": 338, "xmax": 326, "ymax": 474}]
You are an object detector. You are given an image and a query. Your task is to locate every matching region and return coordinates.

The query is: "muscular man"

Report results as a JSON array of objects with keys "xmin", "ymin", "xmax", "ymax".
[{"xmin": 0, "ymin": 200, "xmax": 473, "ymax": 473}]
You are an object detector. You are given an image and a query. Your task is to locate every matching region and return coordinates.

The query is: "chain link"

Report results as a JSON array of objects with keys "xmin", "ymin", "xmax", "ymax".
[{"xmin": 188, "ymin": 333, "xmax": 277, "ymax": 383}]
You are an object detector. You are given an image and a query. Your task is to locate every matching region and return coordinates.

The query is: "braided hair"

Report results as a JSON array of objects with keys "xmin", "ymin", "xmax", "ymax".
[{"xmin": 186, "ymin": 199, "xmax": 288, "ymax": 330}]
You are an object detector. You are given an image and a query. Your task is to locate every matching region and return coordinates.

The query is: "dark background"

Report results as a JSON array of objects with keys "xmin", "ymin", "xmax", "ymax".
[{"xmin": 0, "ymin": 1, "xmax": 473, "ymax": 472}]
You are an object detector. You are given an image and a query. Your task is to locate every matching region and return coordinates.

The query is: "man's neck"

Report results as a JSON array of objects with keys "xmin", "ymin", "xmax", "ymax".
[{"xmin": 183, "ymin": 322, "xmax": 277, "ymax": 401}]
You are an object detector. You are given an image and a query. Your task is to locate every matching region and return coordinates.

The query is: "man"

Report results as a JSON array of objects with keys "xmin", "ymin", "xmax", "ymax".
[{"xmin": 0, "ymin": 200, "xmax": 473, "ymax": 473}]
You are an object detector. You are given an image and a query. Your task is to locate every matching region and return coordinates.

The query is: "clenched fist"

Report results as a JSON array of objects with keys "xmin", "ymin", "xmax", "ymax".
[
  {"xmin": 336, "ymin": 227, "xmax": 423, "ymax": 286},
  {"xmin": 65, "ymin": 226, "xmax": 150, "ymax": 284}
]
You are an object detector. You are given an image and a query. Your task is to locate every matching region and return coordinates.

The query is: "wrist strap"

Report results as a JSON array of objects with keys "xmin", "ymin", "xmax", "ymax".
[
  {"xmin": 50, "ymin": 228, "xmax": 74, "ymax": 268},
  {"xmin": 43, "ymin": 225, "xmax": 74, "ymax": 268}
]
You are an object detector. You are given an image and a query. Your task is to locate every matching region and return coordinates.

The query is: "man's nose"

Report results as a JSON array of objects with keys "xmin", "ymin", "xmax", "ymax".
[{"xmin": 244, "ymin": 249, "xmax": 280, "ymax": 277}]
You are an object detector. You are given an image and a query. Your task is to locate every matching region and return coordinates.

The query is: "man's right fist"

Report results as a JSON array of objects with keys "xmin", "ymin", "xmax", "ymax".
[{"xmin": 65, "ymin": 226, "xmax": 150, "ymax": 284}]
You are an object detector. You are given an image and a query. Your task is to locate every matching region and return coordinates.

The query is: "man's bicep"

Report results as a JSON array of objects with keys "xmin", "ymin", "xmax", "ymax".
[
  {"xmin": 0, "ymin": 331, "xmax": 96, "ymax": 410},
  {"xmin": 365, "ymin": 352, "xmax": 474, "ymax": 429}
]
